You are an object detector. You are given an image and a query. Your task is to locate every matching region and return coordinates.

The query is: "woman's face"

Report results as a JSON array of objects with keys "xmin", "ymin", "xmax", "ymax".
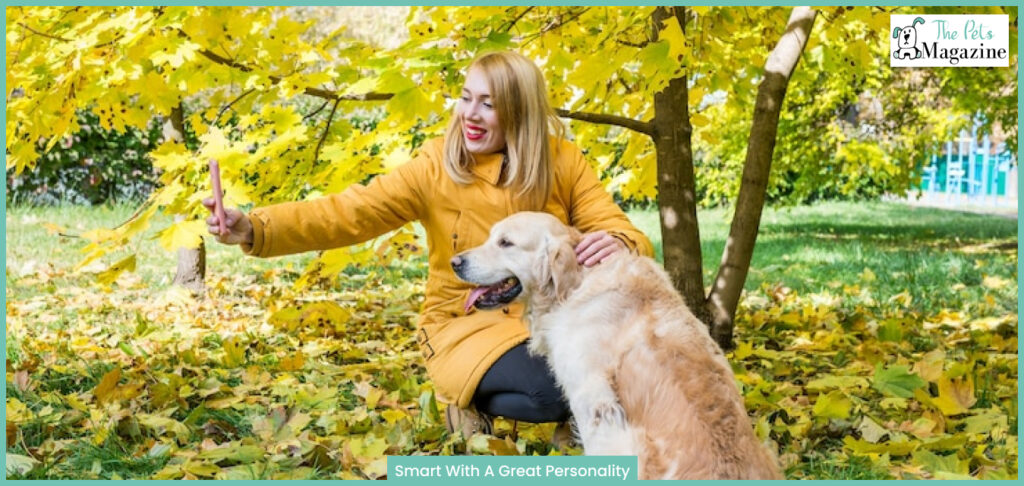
[{"xmin": 458, "ymin": 67, "xmax": 506, "ymax": 155}]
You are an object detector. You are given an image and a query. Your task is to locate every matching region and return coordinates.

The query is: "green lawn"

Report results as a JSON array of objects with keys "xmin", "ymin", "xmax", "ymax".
[
  {"xmin": 8, "ymin": 200, "xmax": 1016, "ymax": 304},
  {"xmin": 629, "ymin": 201, "xmax": 1017, "ymax": 316}
]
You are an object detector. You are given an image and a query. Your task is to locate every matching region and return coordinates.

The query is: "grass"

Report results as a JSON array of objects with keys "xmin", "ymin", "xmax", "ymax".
[
  {"xmin": 7, "ymin": 199, "xmax": 1016, "ymax": 316},
  {"xmin": 630, "ymin": 201, "xmax": 1017, "ymax": 316},
  {"xmin": 788, "ymin": 453, "xmax": 893, "ymax": 480}
]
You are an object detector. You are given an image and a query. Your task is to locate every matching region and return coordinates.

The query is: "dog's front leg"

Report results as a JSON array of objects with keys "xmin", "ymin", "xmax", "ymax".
[{"xmin": 562, "ymin": 372, "xmax": 635, "ymax": 456}]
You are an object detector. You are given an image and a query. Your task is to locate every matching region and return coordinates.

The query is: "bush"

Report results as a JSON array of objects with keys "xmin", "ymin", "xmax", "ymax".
[{"xmin": 7, "ymin": 110, "xmax": 164, "ymax": 206}]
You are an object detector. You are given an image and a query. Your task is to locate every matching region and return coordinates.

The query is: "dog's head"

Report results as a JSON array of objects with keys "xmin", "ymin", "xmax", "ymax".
[{"xmin": 452, "ymin": 212, "xmax": 582, "ymax": 312}]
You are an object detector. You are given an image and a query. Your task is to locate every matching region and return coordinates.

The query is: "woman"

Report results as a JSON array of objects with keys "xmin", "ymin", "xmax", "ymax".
[{"xmin": 204, "ymin": 50, "xmax": 653, "ymax": 440}]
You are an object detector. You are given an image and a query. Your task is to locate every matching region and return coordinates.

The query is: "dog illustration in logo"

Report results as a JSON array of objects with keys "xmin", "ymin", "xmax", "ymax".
[{"xmin": 892, "ymin": 17, "xmax": 925, "ymax": 60}]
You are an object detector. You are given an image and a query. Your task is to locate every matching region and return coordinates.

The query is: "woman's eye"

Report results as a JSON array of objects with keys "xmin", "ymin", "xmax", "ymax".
[
  {"xmin": 498, "ymin": 238, "xmax": 513, "ymax": 248},
  {"xmin": 459, "ymin": 95, "xmax": 470, "ymax": 102},
  {"xmin": 483, "ymin": 102, "xmax": 493, "ymax": 109}
]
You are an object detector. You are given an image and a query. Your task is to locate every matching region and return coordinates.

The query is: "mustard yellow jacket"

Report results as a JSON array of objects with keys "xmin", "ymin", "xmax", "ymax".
[{"xmin": 243, "ymin": 136, "xmax": 653, "ymax": 407}]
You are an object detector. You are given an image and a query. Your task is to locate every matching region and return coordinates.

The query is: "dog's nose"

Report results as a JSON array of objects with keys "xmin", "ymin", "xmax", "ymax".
[{"xmin": 450, "ymin": 255, "xmax": 464, "ymax": 272}]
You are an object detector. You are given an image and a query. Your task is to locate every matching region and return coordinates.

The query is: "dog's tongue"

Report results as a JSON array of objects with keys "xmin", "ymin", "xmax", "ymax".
[{"xmin": 465, "ymin": 286, "xmax": 492, "ymax": 313}]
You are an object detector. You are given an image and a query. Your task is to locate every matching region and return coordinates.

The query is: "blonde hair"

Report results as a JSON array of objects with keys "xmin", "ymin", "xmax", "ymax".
[{"xmin": 442, "ymin": 51, "xmax": 564, "ymax": 211}]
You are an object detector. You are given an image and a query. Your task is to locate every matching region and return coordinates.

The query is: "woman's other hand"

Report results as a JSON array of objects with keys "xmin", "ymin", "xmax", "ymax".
[{"xmin": 575, "ymin": 230, "xmax": 625, "ymax": 267}]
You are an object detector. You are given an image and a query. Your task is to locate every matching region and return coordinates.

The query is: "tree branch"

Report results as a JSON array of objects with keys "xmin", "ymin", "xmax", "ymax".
[
  {"xmin": 522, "ymin": 7, "xmax": 589, "ymax": 45},
  {"xmin": 302, "ymin": 99, "xmax": 332, "ymax": 121},
  {"xmin": 314, "ymin": 99, "xmax": 341, "ymax": 163},
  {"xmin": 500, "ymin": 6, "xmax": 535, "ymax": 33},
  {"xmin": 615, "ymin": 38, "xmax": 649, "ymax": 48},
  {"xmin": 555, "ymin": 108, "xmax": 653, "ymax": 136},
  {"xmin": 18, "ymin": 22, "xmax": 72, "ymax": 42},
  {"xmin": 214, "ymin": 88, "xmax": 256, "ymax": 124},
  {"xmin": 193, "ymin": 43, "xmax": 393, "ymax": 102}
]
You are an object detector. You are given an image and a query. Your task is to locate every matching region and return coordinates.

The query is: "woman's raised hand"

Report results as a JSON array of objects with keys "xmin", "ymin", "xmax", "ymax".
[{"xmin": 202, "ymin": 198, "xmax": 254, "ymax": 245}]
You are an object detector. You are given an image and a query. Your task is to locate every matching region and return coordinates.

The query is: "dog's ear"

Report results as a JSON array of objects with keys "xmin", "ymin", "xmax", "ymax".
[{"xmin": 536, "ymin": 229, "xmax": 582, "ymax": 303}]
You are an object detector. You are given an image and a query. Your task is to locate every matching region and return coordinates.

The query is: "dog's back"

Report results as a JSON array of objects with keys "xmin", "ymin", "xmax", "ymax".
[{"xmin": 570, "ymin": 255, "xmax": 781, "ymax": 479}]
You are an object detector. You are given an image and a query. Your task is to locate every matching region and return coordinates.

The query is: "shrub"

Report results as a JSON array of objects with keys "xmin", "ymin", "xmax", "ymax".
[{"xmin": 7, "ymin": 110, "xmax": 164, "ymax": 206}]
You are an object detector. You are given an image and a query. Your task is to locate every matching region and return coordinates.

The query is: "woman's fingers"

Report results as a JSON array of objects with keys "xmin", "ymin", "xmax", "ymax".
[
  {"xmin": 575, "ymin": 231, "xmax": 624, "ymax": 266},
  {"xmin": 582, "ymin": 245, "xmax": 618, "ymax": 267},
  {"xmin": 574, "ymin": 231, "xmax": 606, "ymax": 262}
]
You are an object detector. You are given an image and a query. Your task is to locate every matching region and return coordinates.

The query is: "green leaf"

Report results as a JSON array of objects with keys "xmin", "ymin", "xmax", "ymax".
[
  {"xmin": 806, "ymin": 374, "xmax": 870, "ymax": 392},
  {"xmin": 844, "ymin": 436, "xmax": 919, "ymax": 456},
  {"xmin": 195, "ymin": 443, "xmax": 264, "ymax": 464},
  {"xmin": 871, "ymin": 363, "xmax": 926, "ymax": 398},
  {"xmin": 877, "ymin": 319, "xmax": 903, "ymax": 342},
  {"xmin": 962, "ymin": 408, "xmax": 1008, "ymax": 436},
  {"xmin": 920, "ymin": 434, "xmax": 968, "ymax": 452},
  {"xmin": 419, "ymin": 391, "xmax": 441, "ymax": 423},
  {"xmin": 911, "ymin": 449, "xmax": 969, "ymax": 476}
]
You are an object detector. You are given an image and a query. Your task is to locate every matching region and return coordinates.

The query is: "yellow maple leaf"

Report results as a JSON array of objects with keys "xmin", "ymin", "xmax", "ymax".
[
  {"xmin": 813, "ymin": 391, "xmax": 852, "ymax": 419},
  {"xmin": 933, "ymin": 376, "xmax": 976, "ymax": 416},
  {"xmin": 158, "ymin": 220, "xmax": 206, "ymax": 252},
  {"xmin": 222, "ymin": 337, "xmax": 247, "ymax": 369},
  {"xmin": 93, "ymin": 367, "xmax": 122, "ymax": 404},
  {"xmin": 279, "ymin": 351, "xmax": 306, "ymax": 372},
  {"xmin": 95, "ymin": 254, "xmax": 136, "ymax": 286},
  {"xmin": 381, "ymin": 409, "xmax": 408, "ymax": 425}
]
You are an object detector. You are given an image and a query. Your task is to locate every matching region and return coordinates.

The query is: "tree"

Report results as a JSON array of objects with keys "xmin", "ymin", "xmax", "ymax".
[{"xmin": 7, "ymin": 6, "xmax": 1017, "ymax": 348}]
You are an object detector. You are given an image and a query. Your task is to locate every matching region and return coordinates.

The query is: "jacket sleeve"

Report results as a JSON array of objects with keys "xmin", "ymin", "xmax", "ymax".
[
  {"xmin": 242, "ymin": 149, "xmax": 432, "ymax": 258},
  {"xmin": 565, "ymin": 142, "xmax": 655, "ymax": 257}
]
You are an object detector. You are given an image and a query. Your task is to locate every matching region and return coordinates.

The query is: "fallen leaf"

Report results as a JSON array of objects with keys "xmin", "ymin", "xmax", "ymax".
[{"xmin": 871, "ymin": 363, "xmax": 926, "ymax": 398}]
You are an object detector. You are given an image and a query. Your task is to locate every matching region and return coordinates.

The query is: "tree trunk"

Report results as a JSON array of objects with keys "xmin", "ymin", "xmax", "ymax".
[
  {"xmin": 167, "ymin": 104, "xmax": 207, "ymax": 293},
  {"xmin": 174, "ymin": 216, "xmax": 207, "ymax": 293},
  {"xmin": 705, "ymin": 7, "xmax": 817, "ymax": 349},
  {"xmin": 651, "ymin": 6, "xmax": 709, "ymax": 323}
]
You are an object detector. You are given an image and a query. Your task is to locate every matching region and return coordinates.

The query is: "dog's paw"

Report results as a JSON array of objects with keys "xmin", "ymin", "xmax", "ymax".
[{"xmin": 591, "ymin": 401, "xmax": 626, "ymax": 428}]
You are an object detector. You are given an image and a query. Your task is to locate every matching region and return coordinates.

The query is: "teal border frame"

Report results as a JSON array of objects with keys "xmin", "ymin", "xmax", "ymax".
[{"xmin": 2, "ymin": 3, "xmax": 1020, "ymax": 485}]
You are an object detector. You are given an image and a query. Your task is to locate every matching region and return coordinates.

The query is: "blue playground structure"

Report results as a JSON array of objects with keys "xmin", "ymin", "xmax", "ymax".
[{"xmin": 919, "ymin": 123, "xmax": 1017, "ymax": 207}]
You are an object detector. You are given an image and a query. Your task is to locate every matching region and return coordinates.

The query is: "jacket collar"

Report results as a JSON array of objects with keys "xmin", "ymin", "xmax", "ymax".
[{"xmin": 470, "ymin": 152, "xmax": 506, "ymax": 185}]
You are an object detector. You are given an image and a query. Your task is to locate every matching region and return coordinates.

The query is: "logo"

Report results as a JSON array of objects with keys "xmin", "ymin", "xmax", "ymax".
[{"xmin": 890, "ymin": 15, "xmax": 1009, "ymax": 67}]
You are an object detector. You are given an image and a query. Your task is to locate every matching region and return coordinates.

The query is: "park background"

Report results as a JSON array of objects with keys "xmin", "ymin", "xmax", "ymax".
[{"xmin": 5, "ymin": 5, "xmax": 1018, "ymax": 480}]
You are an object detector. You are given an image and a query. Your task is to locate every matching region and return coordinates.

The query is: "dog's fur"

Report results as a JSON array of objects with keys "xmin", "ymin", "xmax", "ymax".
[{"xmin": 454, "ymin": 212, "xmax": 780, "ymax": 480}]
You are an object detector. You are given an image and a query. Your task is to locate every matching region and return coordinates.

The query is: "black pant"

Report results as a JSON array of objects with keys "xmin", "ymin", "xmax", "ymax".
[{"xmin": 472, "ymin": 342, "xmax": 570, "ymax": 423}]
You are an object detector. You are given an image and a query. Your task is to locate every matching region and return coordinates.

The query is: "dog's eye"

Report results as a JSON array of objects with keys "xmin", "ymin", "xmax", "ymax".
[{"xmin": 498, "ymin": 238, "xmax": 513, "ymax": 248}]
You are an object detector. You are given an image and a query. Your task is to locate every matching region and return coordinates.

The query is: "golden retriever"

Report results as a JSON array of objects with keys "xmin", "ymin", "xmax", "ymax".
[{"xmin": 452, "ymin": 212, "xmax": 780, "ymax": 480}]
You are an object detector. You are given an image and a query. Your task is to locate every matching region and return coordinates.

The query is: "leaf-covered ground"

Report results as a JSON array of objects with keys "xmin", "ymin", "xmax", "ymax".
[{"xmin": 5, "ymin": 202, "xmax": 1018, "ymax": 479}]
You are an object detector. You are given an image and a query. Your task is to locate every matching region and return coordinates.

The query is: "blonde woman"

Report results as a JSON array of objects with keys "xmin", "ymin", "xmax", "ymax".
[{"xmin": 204, "ymin": 51, "xmax": 653, "ymax": 442}]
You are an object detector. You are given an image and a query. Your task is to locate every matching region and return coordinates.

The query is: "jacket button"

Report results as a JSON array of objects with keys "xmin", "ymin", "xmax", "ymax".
[
  {"xmin": 452, "ymin": 233, "xmax": 458, "ymax": 239},
  {"xmin": 502, "ymin": 307, "xmax": 509, "ymax": 314}
]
